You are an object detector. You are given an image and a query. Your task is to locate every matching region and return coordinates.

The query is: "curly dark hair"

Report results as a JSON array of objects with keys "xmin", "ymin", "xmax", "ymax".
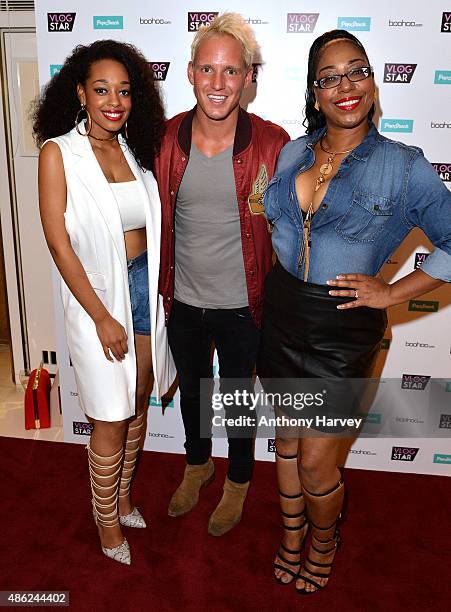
[
  {"xmin": 32, "ymin": 39, "xmax": 165, "ymax": 170},
  {"xmin": 303, "ymin": 30, "xmax": 375, "ymax": 135}
]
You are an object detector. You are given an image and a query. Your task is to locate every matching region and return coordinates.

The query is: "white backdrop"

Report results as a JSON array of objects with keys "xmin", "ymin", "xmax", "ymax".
[{"xmin": 34, "ymin": 0, "xmax": 451, "ymax": 476}]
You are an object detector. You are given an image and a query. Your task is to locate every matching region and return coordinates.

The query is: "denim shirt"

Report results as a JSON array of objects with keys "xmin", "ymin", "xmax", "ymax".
[{"xmin": 264, "ymin": 123, "xmax": 451, "ymax": 284}]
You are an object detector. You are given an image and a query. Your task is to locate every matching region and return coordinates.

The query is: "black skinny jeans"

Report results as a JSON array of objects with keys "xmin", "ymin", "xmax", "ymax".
[{"xmin": 168, "ymin": 299, "xmax": 260, "ymax": 483}]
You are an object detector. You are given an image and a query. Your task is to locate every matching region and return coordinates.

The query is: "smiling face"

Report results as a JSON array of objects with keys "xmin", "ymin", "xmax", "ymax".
[
  {"xmin": 314, "ymin": 39, "xmax": 375, "ymax": 131},
  {"xmin": 188, "ymin": 33, "xmax": 252, "ymax": 123},
  {"xmin": 77, "ymin": 58, "xmax": 131, "ymax": 138}
]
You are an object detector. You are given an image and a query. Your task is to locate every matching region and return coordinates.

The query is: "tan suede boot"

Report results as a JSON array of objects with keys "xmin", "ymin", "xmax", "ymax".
[
  {"xmin": 168, "ymin": 458, "xmax": 215, "ymax": 517},
  {"xmin": 208, "ymin": 477, "xmax": 250, "ymax": 536}
]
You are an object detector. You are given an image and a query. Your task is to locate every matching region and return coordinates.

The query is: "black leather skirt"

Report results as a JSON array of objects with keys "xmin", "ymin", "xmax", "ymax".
[{"xmin": 257, "ymin": 262, "xmax": 387, "ymax": 427}]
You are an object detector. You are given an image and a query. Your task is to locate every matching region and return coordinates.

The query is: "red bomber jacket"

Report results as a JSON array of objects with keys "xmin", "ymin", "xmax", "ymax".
[{"xmin": 154, "ymin": 106, "xmax": 290, "ymax": 327}]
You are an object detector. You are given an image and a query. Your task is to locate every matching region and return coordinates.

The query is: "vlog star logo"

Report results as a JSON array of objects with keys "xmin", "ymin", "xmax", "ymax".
[
  {"xmin": 251, "ymin": 63, "xmax": 261, "ymax": 83},
  {"xmin": 439, "ymin": 414, "xmax": 451, "ymax": 429},
  {"xmin": 267, "ymin": 439, "xmax": 276, "ymax": 453},
  {"xmin": 187, "ymin": 12, "xmax": 219, "ymax": 31},
  {"xmin": 383, "ymin": 63, "xmax": 417, "ymax": 83},
  {"xmin": 391, "ymin": 447, "xmax": 419, "ymax": 461},
  {"xmin": 149, "ymin": 62, "xmax": 170, "ymax": 81},
  {"xmin": 441, "ymin": 12, "xmax": 451, "ymax": 32},
  {"xmin": 47, "ymin": 12, "xmax": 76, "ymax": 32},
  {"xmin": 72, "ymin": 421, "xmax": 93, "ymax": 435},
  {"xmin": 286, "ymin": 13, "xmax": 319, "ymax": 33},
  {"xmin": 432, "ymin": 163, "xmax": 451, "ymax": 181},
  {"xmin": 414, "ymin": 252, "xmax": 430, "ymax": 269},
  {"xmin": 401, "ymin": 374, "xmax": 431, "ymax": 390}
]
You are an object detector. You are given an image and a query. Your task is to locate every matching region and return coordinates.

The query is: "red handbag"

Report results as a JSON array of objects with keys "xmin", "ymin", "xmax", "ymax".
[{"xmin": 24, "ymin": 365, "xmax": 51, "ymax": 429}]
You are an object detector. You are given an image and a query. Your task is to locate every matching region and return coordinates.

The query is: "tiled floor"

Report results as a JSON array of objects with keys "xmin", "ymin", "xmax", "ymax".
[{"xmin": 0, "ymin": 344, "xmax": 63, "ymax": 441}]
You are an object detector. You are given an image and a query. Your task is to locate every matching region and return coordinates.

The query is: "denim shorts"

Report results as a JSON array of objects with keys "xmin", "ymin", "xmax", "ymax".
[{"xmin": 127, "ymin": 250, "xmax": 151, "ymax": 335}]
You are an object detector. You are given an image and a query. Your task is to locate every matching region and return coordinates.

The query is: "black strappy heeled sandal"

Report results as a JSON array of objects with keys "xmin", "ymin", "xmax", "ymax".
[
  {"xmin": 296, "ymin": 479, "xmax": 344, "ymax": 595},
  {"xmin": 273, "ymin": 452, "xmax": 308, "ymax": 585}
]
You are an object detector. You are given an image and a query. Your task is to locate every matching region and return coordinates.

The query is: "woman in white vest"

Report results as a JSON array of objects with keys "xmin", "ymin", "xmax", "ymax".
[{"xmin": 33, "ymin": 40, "xmax": 175, "ymax": 565}]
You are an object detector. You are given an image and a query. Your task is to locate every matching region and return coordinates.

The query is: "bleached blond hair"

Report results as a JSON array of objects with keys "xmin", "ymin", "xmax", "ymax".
[{"xmin": 191, "ymin": 12, "xmax": 257, "ymax": 70}]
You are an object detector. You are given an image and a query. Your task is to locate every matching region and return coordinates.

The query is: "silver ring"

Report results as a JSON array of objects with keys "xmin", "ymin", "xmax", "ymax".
[{"xmin": 354, "ymin": 290, "xmax": 359, "ymax": 299}]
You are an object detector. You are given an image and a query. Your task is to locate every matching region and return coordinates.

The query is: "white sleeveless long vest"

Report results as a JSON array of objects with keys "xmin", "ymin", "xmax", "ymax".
[{"xmin": 47, "ymin": 128, "xmax": 176, "ymax": 420}]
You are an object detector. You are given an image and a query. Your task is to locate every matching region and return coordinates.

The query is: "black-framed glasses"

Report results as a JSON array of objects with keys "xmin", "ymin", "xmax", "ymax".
[{"xmin": 314, "ymin": 66, "xmax": 373, "ymax": 89}]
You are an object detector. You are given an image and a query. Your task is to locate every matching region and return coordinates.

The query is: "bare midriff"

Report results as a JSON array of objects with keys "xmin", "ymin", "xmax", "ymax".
[{"xmin": 124, "ymin": 228, "xmax": 147, "ymax": 260}]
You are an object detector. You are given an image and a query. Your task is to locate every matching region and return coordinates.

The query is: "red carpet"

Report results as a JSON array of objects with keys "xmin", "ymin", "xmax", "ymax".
[{"xmin": 0, "ymin": 436, "xmax": 449, "ymax": 612}]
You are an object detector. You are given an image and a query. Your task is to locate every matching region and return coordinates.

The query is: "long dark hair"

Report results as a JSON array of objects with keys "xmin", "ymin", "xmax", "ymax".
[
  {"xmin": 303, "ymin": 30, "xmax": 375, "ymax": 135},
  {"xmin": 32, "ymin": 39, "xmax": 165, "ymax": 171}
]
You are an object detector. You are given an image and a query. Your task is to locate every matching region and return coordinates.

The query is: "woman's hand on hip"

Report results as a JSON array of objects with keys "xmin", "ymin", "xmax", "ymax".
[
  {"xmin": 327, "ymin": 273, "xmax": 392, "ymax": 309},
  {"xmin": 95, "ymin": 315, "xmax": 128, "ymax": 361}
]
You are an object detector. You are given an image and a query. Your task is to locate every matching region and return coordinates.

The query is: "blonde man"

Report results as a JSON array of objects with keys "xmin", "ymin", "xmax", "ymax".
[{"xmin": 155, "ymin": 13, "xmax": 289, "ymax": 536}]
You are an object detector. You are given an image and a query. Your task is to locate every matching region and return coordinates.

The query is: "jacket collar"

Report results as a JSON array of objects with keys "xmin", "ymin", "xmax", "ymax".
[
  {"xmin": 69, "ymin": 125, "xmax": 129, "ymax": 156},
  {"xmin": 177, "ymin": 106, "xmax": 252, "ymax": 157},
  {"xmin": 306, "ymin": 121, "xmax": 379, "ymax": 162}
]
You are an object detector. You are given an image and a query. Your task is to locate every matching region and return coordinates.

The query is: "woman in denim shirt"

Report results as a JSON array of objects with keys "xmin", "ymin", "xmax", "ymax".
[{"xmin": 258, "ymin": 30, "xmax": 451, "ymax": 594}]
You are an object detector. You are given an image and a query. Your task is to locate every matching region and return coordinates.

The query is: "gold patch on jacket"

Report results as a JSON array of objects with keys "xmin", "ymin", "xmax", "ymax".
[{"xmin": 248, "ymin": 164, "xmax": 268, "ymax": 215}]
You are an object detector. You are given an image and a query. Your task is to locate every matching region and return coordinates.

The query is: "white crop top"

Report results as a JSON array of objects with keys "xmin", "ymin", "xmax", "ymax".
[{"xmin": 110, "ymin": 180, "xmax": 146, "ymax": 232}]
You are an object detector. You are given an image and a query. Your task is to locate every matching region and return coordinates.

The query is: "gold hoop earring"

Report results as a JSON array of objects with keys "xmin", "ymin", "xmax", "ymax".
[{"xmin": 75, "ymin": 105, "xmax": 92, "ymax": 136}]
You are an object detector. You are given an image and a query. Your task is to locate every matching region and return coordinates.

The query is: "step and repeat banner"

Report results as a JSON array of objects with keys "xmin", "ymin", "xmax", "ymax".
[{"xmin": 34, "ymin": 0, "xmax": 451, "ymax": 475}]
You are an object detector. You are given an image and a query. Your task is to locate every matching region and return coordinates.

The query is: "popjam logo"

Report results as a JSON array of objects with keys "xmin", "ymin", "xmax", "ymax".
[
  {"xmin": 439, "ymin": 414, "xmax": 451, "ymax": 429},
  {"xmin": 389, "ymin": 19, "xmax": 423, "ymax": 27},
  {"xmin": 149, "ymin": 395, "xmax": 174, "ymax": 408},
  {"xmin": 150, "ymin": 63, "xmax": 170, "ymax": 81},
  {"xmin": 408, "ymin": 299, "xmax": 439, "ymax": 312},
  {"xmin": 434, "ymin": 70, "xmax": 451, "ymax": 84},
  {"xmin": 287, "ymin": 13, "xmax": 319, "ymax": 33},
  {"xmin": 364, "ymin": 413, "xmax": 382, "ymax": 424},
  {"xmin": 73, "ymin": 421, "xmax": 93, "ymax": 435},
  {"xmin": 187, "ymin": 12, "xmax": 218, "ymax": 31},
  {"xmin": 93, "ymin": 16, "xmax": 124, "ymax": 29},
  {"xmin": 441, "ymin": 12, "xmax": 451, "ymax": 32},
  {"xmin": 337, "ymin": 17, "xmax": 371, "ymax": 31},
  {"xmin": 433, "ymin": 453, "xmax": 451, "ymax": 464},
  {"xmin": 401, "ymin": 374, "xmax": 430, "ymax": 390},
  {"xmin": 380, "ymin": 119, "xmax": 413, "ymax": 133},
  {"xmin": 391, "ymin": 447, "xmax": 419, "ymax": 461},
  {"xmin": 383, "ymin": 63, "xmax": 417, "ymax": 83},
  {"xmin": 50, "ymin": 64, "xmax": 63, "ymax": 77},
  {"xmin": 139, "ymin": 17, "xmax": 171, "ymax": 25},
  {"xmin": 267, "ymin": 439, "xmax": 276, "ymax": 453},
  {"xmin": 432, "ymin": 163, "xmax": 451, "ymax": 181},
  {"xmin": 47, "ymin": 13, "xmax": 76, "ymax": 32},
  {"xmin": 414, "ymin": 252, "xmax": 430, "ymax": 269}
]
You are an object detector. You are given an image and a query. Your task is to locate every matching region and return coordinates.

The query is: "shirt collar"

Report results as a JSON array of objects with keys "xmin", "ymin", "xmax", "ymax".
[{"xmin": 306, "ymin": 121, "xmax": 379, "ymax": 162}]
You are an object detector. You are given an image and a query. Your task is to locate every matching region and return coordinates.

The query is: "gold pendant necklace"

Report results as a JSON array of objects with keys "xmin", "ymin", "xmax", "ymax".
[
  {"xmin": 314, "ymin": 134, "xmax": 354, "ymax": 192},
  {"xmin": 300, "ymin": 134, "xmax": 355, "ymax": 281}
]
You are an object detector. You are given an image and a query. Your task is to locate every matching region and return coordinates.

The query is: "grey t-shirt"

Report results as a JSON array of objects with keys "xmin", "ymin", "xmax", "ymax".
[{"xmin": 174, "ymin": 142, "xmax": 248, "ymax": 309}]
